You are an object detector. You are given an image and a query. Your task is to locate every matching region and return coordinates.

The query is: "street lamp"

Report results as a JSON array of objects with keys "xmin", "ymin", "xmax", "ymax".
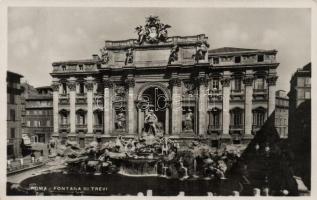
[
  {"xmin": 264, "ymin": 143, "xmax": 270, "ymax": 157},
  {"xmin": 264, "ymin": 142, "xmax": 270, "ymax": 195},
  {"xmin": 255, "ymin": 143, "xmax": 260, "ymax": 151}
]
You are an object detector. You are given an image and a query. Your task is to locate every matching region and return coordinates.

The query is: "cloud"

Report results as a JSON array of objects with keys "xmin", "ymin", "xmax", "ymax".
[
  {"xmin": 221, "ymin": 23, "xmax": 250, "ymax": 44},
  {"xmin": 56, "ymin": 27, "xmax": 89, "ymax": 47},
  {"xmin": 9, "ymin": 26, "xmax": 39, "ymax": 58},
  {"xmin": 260, "ymin": 29, "xmax": 285, "ymax": 47}
]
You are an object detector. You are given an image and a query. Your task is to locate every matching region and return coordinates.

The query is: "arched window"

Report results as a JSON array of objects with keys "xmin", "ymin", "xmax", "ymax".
[
  {"xmin": 208, "ymin": 108, "xmax": 221, "ymax": 128},
  {"xmin": 76, "ymin": 109, "xmax": 86, "ymax": 125},
  {"xmin": 94, "ymin": 110, "xmax": 103, "ymax": 125},
  {"xmin": 253, "ymin": 107, "xmax": 266, "ymax": 127},
  {"xmin": 59, "ymin": 109, "xmax": 69, "ymax": 124},
  {"xmin": 230, "ymin": 108, "xmax": 243, "ymax": 128}
]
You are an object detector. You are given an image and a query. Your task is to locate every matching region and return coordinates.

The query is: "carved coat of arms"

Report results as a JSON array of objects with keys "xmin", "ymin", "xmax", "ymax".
[{"xmin": 135, "ymin": 16, "xmax": 171, "ymax": 45}]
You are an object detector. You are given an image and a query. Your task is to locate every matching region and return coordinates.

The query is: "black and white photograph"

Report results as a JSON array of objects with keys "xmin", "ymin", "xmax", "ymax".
[{"xmin": 2, "ymin": 0, "xmax": 315, "ymax": 197}]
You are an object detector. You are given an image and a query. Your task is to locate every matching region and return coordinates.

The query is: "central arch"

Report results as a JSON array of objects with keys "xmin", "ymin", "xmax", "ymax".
[{"xmin": 136, "ymin": 83, "xmax": 171, "ymax": 136}]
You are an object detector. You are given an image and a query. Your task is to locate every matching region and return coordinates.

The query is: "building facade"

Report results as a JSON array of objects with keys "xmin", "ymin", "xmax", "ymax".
[
  {"xmin": 288, "ymin": 63, "xmax": 311, "ymax": 142},
  {"xmin": 21, "ymin": 83, "xmax": 53, "ymax": 144},
  {"xmin": 275, "ymin": 90, "xmax": 289, "ymax": 138},
  {"xmin": 50, "ymin": 17, "xmax": 279, "ymax": 147},
  {"xmin": 288, "ymin": 63, "xmax": 311, "ymax": 112},
  {"xmin": 287, "ymin": 62, "xmax": 311, "ymax": 189},
  {"xmin": 7, "ymin": 71, "xmax": 23, "ymax": 158}
]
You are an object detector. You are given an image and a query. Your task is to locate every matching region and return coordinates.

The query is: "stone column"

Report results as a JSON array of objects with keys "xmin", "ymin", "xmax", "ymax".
[
  {"xmin": 52, "ymin": 80, "xmax": 60, "ymax": 136},
  {"xmin": 170, "ymin": 78, "xmax": 182, "ymax": 135},
  {"xmin": 85, "ymin": 77, "xmax": 94, "ymax": 134},
  {"xmin": 243, "ymin": 75, "xmax": 254, "ymax": 137},
  {"xmin": 68, "ymin": 77, "xmax": 77, "ymax": 134},
  {"xmin": 221, "ymin": 75, "xmax": 231, "ymax": 136},
  {"xmin": 126, "ymin": 78, "xmax": 135, "ymax": 135},
  {"xmin": 103, "ymin": 78, "xmax": 113, "ymax": 136},
  {"xmin": 197, "ymin": 77, "xmax": 208, "ymax": 136},
  {"xmin": 267, "ymin": 75, "xmax": 278, "ymax": 117}
]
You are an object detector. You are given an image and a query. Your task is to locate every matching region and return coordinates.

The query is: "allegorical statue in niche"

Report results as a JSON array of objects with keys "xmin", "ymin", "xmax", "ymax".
[
  {"xmin": 168, "ymin": 45, "xmax": 179, "ymax": 64},
  {"xmin": 125, "ymin": 48, "xmax": 133, "ymax": 65},
  {"xmin": 184, "ymin": 109, "xmax": 194, "ymax": 131},
  {"xmin": 144, "ymin": 109, "xmax": 158, "ymax": 135},
  {"xmin": 116, "ymin": 111, "xmax": 126, "ymax": 129}
]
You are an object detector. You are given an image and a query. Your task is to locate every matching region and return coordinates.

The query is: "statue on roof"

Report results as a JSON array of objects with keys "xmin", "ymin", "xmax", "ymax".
[
  {"xmin": 135, "ymin": 16, "xmax": 171, "ymax": 45},
  {"xmin": 100, "ymin": 47, "xmax": 110, "ymax": 64}
]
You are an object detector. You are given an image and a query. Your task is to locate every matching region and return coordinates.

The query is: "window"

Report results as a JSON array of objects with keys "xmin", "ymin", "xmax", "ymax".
[
  {"xmin": 76, "ymin": 110, "xmax": 86, "ymax": 125},
  {"xmin": 46, "ymin": 120, "xmax": 51, "ymax": 126},
  {"xmin": 210, "ymin": 79, "xmax": 220, "ymax": 91},
  {"xmin": 94, "ymin": 111, "xmax": 103, "ymax": 125},
  {"xmin": 297, "ymin": 90, "xmax": 304, "ymax": 98},
  {"xmin": 62, "ymin": 115, "xmax": 68, "ymax": 124},
  {"xmin": 297, "ymin": 77, "xmax": 305, "ymax": 87},
  {"xmin": 254, "ymin": 78, "xmax": 265, "ymax": 90},
  {"xmin": 62, "ymin": 83, "xmax": 67, "ymax": 94},
  {"xmin": 253, "ymin": 108, "xmax": 266, "ymax": 127},
  {"xmin": 27, "ymin": 121, "xmax": 31, "ymax": 127},
  {"xmin": 234, "ymin": 56, "xmax": 241, "ymax": 63},
  {"xmin": 257, "ymin": 55, "xmax": 264, "ymax": 62},
  {"xmin": 10, "ymin": 128, "xmax": 15, "ymax": 138},
  {"xmin": 232, "ymin": 78, "xmax": 242, "ymax": 91},
  {"xmin": 305, "ymin": 77, "xmax": 311, "ymax": 86},
  {"xmin": 79, "ymin": 82, "xmax": 85, "ymax": 94},
  {"xmin": 230, "ymin": 108, "xmax": 243, "ymax": 127},
  {"xmin": 62, "ymin": 65, "xmax": 66, "ymax": 71},
  {"xmin": 209, "ymin": 110, "xmax": 220, "ymax": 128},
  {"xmin": 10, "ymin": 109, "xmax": 15, "ymax": 121},
  {"xmin": 213, "ymin": 57, "xmax": 219, "ymax": 64},
  {"xmin": 9, "ymin": 94, "xmax": 15, "ymax": 104},
  {"xmin": 305, "ymin": 91, "xmax": 311, "ymax": 99},
  {"xmin": 79, "ymin": 65, "xmax": 83, "ymax": 71}
]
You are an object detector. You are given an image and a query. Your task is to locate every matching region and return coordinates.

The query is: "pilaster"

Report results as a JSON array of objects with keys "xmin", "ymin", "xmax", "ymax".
[
  {"xmin": 221, "ymin": 73, "xmax": 231, "ymax": 136},
  {"xmin": 85, "ymin": 76, "xmax": 94, "ymax": 134},
  {"xmin": 68, "ymin": 77, "xmax": 77, "ymax": 134},
  {"xmin": 103, "ymin": 78, "xmax": 113, "ymax": 136},
  {"xmin": 197, "ymin": 76, "xmax": 208, "ymax": 136},
  {"xmin": 243, "ymin": 74, "xmax": 254, "ymax": 137},
  {"xmin": 169, "ymin": 78, "xmax": 182, "ymax": 135},
  {"xmin": 52, "ymin": 79, "xmax": 60, "ymax": 137},
  {"xmin": 267, "ymin": 75, "xmax": 278, "ymax": 118},
  {"xmin": 125, "ymin": 78, "xmax": 135, "ymax": 135}
]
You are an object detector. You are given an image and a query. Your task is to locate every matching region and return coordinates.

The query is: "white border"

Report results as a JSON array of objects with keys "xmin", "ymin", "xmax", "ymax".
[{"xmin": 0, "ymin": 0, "xmax": 316, "ymax": 200}]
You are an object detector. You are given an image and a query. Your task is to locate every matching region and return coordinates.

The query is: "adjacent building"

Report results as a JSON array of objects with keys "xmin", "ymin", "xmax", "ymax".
[
  {"xmin": 21, "ymin": 83, "xmax": 53, "ymax": 144},
  {"xmin": 50, "ymin": 17, "xmax": 279, "ymax": 148},
  {"xmin": 275, "ymin": 90, "xmax": 289, "ymax": 138},
  {"xmin": 288, "ymin": 62, "xmax": 311, "ymax": 142},
  {"xmin": 7, "ymin": 71, "xmax": 24, "ymax": 159},
  {"xmin": 287, "ymin": 62, "xmax": 311, "ymax": 189}
]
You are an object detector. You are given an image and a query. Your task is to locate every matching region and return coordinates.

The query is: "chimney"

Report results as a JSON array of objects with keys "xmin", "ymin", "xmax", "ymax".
[{"xmin": 92, "ymin": 54, "xmax": 100, "ymax": 61}]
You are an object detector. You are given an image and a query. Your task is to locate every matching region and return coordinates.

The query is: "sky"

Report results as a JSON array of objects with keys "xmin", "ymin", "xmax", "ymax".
[{"xmin": 8, "ymin": 7, "xmax": 311, "ymax": 92}]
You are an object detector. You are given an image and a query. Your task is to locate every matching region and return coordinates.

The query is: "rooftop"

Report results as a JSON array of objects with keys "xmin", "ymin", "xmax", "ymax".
[
  {"xmin": 208, "ymin": 47, "xmax": 277, "ymax": 55},
  {"xmin": 7, "ymin": 70, "xmax": 23, "ymax": 78}
]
